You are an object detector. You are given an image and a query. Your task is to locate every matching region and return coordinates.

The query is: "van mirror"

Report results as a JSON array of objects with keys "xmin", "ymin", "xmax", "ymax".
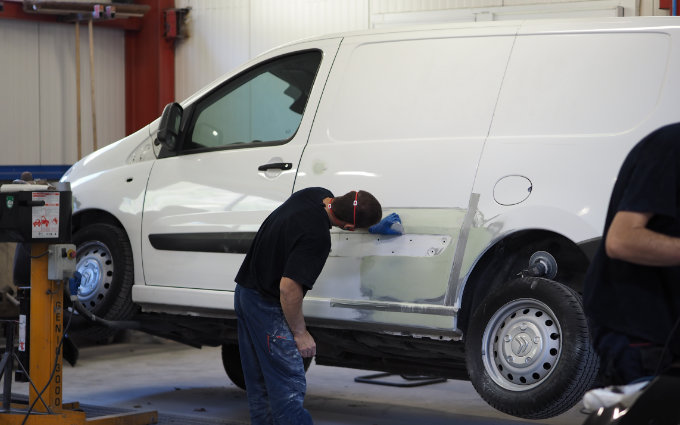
[{"xmin": 157, "ymin": 102, "xmax": 183, "ymax": 151}]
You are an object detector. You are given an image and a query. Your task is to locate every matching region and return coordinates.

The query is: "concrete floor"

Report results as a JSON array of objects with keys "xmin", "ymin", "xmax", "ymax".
[{"xmin": 12, "ymin": 333, "xmax": 590, "ymax": 425}]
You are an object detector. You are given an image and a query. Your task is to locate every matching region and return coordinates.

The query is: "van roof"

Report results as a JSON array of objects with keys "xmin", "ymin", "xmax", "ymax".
[
  {"xmin": 187, "ymin": 16, "xmax": 680, "ymax": 106},
  {"xmin": 281, "ymin": 15, "xmax": 680, "ymax": 46}
]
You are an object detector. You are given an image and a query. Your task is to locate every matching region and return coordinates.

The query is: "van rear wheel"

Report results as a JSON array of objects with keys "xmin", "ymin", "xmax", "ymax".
[{"xmin": 465, "ymin": 277, "xmax": 598, "ymax": 419}]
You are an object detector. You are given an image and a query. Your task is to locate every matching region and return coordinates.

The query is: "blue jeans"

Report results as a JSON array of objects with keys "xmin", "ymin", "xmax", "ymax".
[
  {"xmin": 595, "ymin": 329, "xmax": 671, "ymax": 385},
  {"xmin": 235, "ymin": 285, "xmax": 313, "ymax": 425}
]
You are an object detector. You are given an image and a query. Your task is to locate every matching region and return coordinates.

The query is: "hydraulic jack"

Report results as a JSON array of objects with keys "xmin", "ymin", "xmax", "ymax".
[{"xmin": 0, "ymin": 185, "xmax": 158, "ymax": 424}]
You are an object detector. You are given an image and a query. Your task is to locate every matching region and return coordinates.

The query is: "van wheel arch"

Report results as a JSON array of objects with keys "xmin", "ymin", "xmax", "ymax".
[
  {"xmin": 72, "ymin": 209, "xmax": 125, "ymax": 234},
  {"xmin": 458, "ymin": 231, "xmax": 596, "ymax": 419},
  {"xmin": 458, "ymin": 230, "xmax": 589, "ymax": 334}
]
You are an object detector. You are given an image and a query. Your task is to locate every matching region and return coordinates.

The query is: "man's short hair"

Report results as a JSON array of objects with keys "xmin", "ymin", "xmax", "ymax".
[{"xmin": 332, "ymin": 190, "xmax": 382, "ymax": 228}]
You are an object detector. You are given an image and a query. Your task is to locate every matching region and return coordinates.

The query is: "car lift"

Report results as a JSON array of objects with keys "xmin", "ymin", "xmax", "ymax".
[{"xmin": 0, "ymin": 184, "xmax": 157, "ymax": 424}]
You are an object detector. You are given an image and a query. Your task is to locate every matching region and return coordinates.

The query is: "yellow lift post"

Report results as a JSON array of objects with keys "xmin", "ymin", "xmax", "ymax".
[{"xmin": 0, "ymin": 186, "xmax": 157, "ymax": 424}]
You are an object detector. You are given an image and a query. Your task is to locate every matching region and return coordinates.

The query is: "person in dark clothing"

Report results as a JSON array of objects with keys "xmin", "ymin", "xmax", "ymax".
[
  {"xmin": 234, "ymin": 187, "xmax": 382, "ymax": 425},
  {"xmin": 583, "ymin": 123, "xmax": 680, "ymax": 387}
]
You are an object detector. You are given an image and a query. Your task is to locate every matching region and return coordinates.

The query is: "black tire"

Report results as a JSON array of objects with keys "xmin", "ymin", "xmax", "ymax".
[
  {"xmin": 70, "ymin": 223, "xmax": 136, "ymax": 340},
  {"xmin": 221, "ymin": 343, "xmax": 313, "ymax": 391},
  {"xmin": 465, "ymin": 277, "xmax": 598, "ymax": 419}
]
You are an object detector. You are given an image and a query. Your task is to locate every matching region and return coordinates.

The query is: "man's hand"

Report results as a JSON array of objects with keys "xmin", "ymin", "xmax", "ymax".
[
  {"xmin": 293, "ymin": 329, "xmax": 316, "ymax": 358},
  {"xmin": 280, "ymin": 277, "xmax": 316, "ymax": 357}
]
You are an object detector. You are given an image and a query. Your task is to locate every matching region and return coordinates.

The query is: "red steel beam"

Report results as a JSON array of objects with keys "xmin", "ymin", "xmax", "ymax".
[{"xmin": 125, "ymin": 0, "xmax": 175, "ymax": 135}]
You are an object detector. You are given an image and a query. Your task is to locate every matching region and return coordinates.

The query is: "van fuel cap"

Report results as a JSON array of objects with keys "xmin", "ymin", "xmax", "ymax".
[{"xmin": 493, "ymin": 175, "xmax": 532, "ymax": 206}]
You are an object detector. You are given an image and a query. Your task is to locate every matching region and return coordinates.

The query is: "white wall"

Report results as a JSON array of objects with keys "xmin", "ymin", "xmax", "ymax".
[{"xmin": 0, "ymin": 20, "xmax": 125, "ymax": 167}]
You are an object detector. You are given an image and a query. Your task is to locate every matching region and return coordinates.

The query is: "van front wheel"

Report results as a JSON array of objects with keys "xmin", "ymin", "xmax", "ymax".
[
  {"xmin": 465, "ymin": 277, "xmax": 598, "ymax": 419},
  {"xmin": 71, "ymin": 223, "xmax": 136, "ymax": 340}
]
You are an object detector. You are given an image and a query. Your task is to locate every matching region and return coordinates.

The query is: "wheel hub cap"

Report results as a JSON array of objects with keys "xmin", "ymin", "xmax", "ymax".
[
  {"xmin": 78, "ymin": 258, "xmax": 103, "ymax": 299},
  {"xmin": 482, "ymin": 299, "xmax": 562, "ymax": 390},
  {"xmin": 75, "ymin": 241, "xmax": 114, "ymax": 308},
  {"xmin": 504, "ymin": 322, "xmax": 542, "ymax": 366}
]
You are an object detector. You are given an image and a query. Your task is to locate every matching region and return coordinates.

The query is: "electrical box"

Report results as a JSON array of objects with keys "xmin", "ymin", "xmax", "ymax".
[
  {"xmin": 48, "ymin": 244, "xmax": 77, "ymax": 280},
  {"xmin": 0, "ymin": 188, "xmax": 72, "ymax": 243}
]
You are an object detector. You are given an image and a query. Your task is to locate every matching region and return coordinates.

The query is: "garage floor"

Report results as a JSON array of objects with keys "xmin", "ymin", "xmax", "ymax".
[{"xmin": 11, "ymin": 333, "xmax": 588, "ymax": 425}]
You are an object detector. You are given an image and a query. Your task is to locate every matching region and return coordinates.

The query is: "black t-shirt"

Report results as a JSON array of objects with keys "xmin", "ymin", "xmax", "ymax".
[
  {"xmin": 235, "ymin": 187, "xmax": 333, "ymax": 302},
  {"xmin": 583, "ymin": 123, "xmax": 680, "ymax": 353}
]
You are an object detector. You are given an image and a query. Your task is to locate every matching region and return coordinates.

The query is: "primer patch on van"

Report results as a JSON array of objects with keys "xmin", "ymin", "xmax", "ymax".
[{"xmin": 318, "ymin": 209, "xmax": 463, "ymax": 305}]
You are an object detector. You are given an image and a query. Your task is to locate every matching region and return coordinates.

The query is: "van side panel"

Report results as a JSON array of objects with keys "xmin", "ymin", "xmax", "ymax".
[
  {"xmin": 296, "ymin": 28, "xmax": 517, "ymax": 331},
  {"xmin": 460, "ymin": 30, "xmax": 675, "ymax": 309},
  {"xmin": 478, "ymin": 31, "xmax": 670, "ymax": 241}
]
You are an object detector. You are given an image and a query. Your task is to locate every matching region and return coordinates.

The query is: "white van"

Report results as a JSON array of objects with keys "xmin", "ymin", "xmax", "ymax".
[{"xmin": 61, "ymin": 17, "xmax": 680, "ymax": 419}]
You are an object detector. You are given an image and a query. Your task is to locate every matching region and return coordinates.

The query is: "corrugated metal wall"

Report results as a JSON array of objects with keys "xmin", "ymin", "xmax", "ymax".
[
  {"xmin": 0, "ymin": 0, "xmax": 670, "ymax": 167},
  {"xmin": 174, "ymin": 0, "xmax": 250, "ymax": 102},
  {"xmin": 0, "ymin": 20, "xmax": 41, "ymax": 165},
  {"xmin": 0, "ymin": 20, "xmax": 124, "ymax": 167}
]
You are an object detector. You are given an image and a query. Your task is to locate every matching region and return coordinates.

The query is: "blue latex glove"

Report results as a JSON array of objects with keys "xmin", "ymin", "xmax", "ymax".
[{"xmin": 369, "ymin": 212, "xmax": 403, "ymax": 235}]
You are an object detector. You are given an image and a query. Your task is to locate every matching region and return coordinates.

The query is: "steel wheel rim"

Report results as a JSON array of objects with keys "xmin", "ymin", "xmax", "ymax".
[
  {"xmin": 481, "ymin": 298, "xmax": 562, "ymax": 391},
  {"xmin": 76, "ymin": 241, "xmax": 114, "ymax": 308}
]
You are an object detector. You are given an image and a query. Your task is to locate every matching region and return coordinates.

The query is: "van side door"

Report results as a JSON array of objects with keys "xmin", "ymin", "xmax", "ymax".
[
  {"xmin": 141, "ymin": 39, "xmax": 341, "ymax": 291},
  {"xmin": 295, "ymin": 27, "xmax": 517, "ymax": 332}
]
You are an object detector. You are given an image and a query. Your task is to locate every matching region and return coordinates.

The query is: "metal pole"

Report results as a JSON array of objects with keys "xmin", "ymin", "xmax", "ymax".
[
  {"xmin": 88, "ymin": 19, "xmax": 98, "ymax": 151},
  {"xmin": 75, "ymin": 22, "xmax": 82, "ymax": 160},
  {"xmin": 1, "ymin": 321, "xmax": 15, "ymax": 412}
]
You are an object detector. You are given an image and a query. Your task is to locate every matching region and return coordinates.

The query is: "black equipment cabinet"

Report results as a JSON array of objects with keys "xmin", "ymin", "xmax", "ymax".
[{"xmin": 0, "ymin": 190, "xmax": 72, "ymax": 244}]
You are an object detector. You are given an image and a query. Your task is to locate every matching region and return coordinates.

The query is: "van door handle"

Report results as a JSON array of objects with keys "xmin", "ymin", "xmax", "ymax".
[{"xmin": 258, "ymin": 162, "xmax": 292, "ymax": 171}]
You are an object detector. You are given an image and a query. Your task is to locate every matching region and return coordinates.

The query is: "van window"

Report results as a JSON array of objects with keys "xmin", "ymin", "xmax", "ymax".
[
  {"xmin": 184, "ymin": 50, "xmax": 322, "ymax": 151},
  {"xmin": 491, "ymin": 33, "xmax": 669, "ymax": 136}
]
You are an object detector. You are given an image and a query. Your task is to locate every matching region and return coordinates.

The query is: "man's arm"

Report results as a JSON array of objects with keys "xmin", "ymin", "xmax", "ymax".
[
  {"xmin": 606, "ymin": 211, "xmax": 680, "ymax": 266},
  {"xmin": 280, "ymin": 277, "xmax": 316, "ymax": 357}
]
